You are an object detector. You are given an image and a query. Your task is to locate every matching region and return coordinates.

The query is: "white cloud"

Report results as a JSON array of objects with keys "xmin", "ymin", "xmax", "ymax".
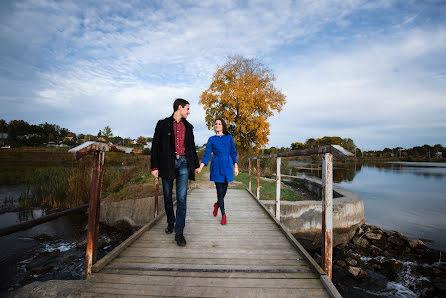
[{"xmin": 1, "ymin": 0, "xmax": 445, "ymax": 150}]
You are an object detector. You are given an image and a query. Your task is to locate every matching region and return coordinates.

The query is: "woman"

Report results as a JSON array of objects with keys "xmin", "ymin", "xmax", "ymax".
[{"xmin": 196, "ymin": 119, "xmax": 238, "ymax": 225}]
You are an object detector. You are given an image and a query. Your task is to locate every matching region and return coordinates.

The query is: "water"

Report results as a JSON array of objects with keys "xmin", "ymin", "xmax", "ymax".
[
  {"xmin": 288, "ymin": 161, "xmax": 446, "ymax": 251},
  {"xmin": 0, "ymin": 185, "xmax": 132, "ymax": 293}
]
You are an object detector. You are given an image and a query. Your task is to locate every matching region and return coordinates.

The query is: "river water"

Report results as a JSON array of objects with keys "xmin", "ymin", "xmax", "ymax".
[
  {"xmin": 288, "ymin": 161, "xmax": 446, "ymax": 251},
  {"xmin": 0, "ymin": 186, "xmax": 131, "ymax": 293}
]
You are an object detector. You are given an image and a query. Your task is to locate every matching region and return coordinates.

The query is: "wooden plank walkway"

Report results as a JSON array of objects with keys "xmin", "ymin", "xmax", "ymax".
[{"xmin": 81, "ymin": 189, "xmax": 337, "ymax": 297}]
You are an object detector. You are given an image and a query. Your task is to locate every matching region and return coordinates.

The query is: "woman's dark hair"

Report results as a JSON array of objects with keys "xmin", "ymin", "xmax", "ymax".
[
  {"xmin": 173, "ymin": 98, "xmax": 189, "ymax": 112},
  {"xmin": 215, "ymin": 118, "xmax": 229, "ymax": 135}
]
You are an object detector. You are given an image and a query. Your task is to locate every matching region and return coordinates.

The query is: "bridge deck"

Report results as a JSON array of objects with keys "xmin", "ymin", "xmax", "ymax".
[{"xmin": 82, "ymin": 189, "xmax": 332, "ymax": 297}]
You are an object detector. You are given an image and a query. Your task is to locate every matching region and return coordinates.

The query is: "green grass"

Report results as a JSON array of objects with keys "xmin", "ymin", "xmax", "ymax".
[{"xmin": 234, "ymin": 171, "xmax": 302, "ymax": 201}]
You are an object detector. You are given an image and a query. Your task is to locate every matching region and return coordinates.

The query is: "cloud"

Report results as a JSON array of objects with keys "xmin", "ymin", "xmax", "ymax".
[
  {"xmin": 1, "ymin": 0, "xmax": 445, "ymax": 150},
  {"xmin": 271, "ymin": 26, "xmax": 446, "ymax": 149}
]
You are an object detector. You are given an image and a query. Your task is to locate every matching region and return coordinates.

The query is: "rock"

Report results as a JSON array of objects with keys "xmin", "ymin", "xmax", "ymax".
[
  {"xmin": 388, "ymin": 235, "xmax": 407, "ymax": 247},
  {"xmin": 353, "ymin": 236, "xmax": 370, "ymax": 248},
  {"xmin": 345, "ymin": 257, "xmax": 358, "ymax": 266},
  {"xmin": 381, "ymin": 259, "xmax": 402, "ymax": 280},
  {"xmin": 33, "ymin": 233, "xmax": 52, "ymax": 241},
  {"xmin": 369, "ymin": 245, "xmax": 383, "ymax": 256},
  {"xmin": 30, "ymin": 265, "xmax": 54, "ymax": 275},
  {"xmin": 76, "ymin": 239, "xmax": 87, "ymax": 248},
  {"xmin": 335, "ymin": 260, "xmax": 347, "ymax": 268},
  {"xmin": 365, "ymin": 232, "xmax": 382, "ymax": 240},
  {"xmin": 63, "ymin": 254, "xmax": 75, "ymax": 263},
  {"xmin": 433, "ymin": 276, "xmax": 446, "ymax": 294},
  {"xmin": 408, "ymin": 239, "xmax": 425, "ymax": 248},
  {"xmin": 348, "ymin": 266, "xmax": 367, "ymax": 278},
  {"xmin": 367, "ymin": 259, "xmax": 383, "ymax": 270}
]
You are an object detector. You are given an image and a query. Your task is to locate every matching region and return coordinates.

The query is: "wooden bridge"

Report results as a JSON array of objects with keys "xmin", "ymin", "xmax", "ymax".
[{"xmin": 79, "ymin": 188, "xmax": 340, "ymax": 297}]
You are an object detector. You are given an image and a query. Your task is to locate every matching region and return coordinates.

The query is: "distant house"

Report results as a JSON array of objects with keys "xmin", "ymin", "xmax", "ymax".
[
  {"xmin": 113, "ymin": 138, "xmax": 125, "ymax": 146},
  {"xmin": 16, "ymin": 134, "xmax": 41, "ymax": 140},
  {"xmin": 436, "ymin": 152, "xmax": 443, "ymax": 158},
  {"xmin": 144, "ymin": 141, "xmax": 152, "ymax": 148},
  {"xmin": 1, "ymin": 145, "xmax": 11, "ymax": 149},
  {"xmin": 0, "ymin": 133, "xmax": 8, "ymax": 139}
]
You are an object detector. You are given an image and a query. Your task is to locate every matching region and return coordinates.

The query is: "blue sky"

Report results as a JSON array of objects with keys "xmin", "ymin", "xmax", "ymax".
[{"xmin": 1, "ymin": 0, "xmax": 445, "ymax": 150}]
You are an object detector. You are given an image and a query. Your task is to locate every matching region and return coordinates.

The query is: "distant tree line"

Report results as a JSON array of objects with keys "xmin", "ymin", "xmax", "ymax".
[
  {"xmin": 0, "ymin": 119, "xmax": 152, "ymax": 149},
  {"xmin": 264, "ymin": 136, "xmax": 444, "ymax": 160},
  {"xmin": 366, "ymin": 144, "xmax": 445, "ymax": 160}
]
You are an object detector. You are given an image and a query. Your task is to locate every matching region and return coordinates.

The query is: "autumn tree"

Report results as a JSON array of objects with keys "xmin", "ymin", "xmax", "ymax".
[
  {"xmin": 200, "ymin": 56, "xmax": 286, "ymax": 151},
  {"xmin": 137, "ymin": 136, "xmax": 147, "ymax": 148}
]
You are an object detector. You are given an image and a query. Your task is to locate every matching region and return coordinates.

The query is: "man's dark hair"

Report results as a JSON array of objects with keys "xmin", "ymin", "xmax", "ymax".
[{"xmin": 173, "ymin": 98, "xmax": 190, "ymax": 112}]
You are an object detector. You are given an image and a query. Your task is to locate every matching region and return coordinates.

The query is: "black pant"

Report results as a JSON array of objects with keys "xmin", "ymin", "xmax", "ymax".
[{"xmin": 215, "ymin": 179, "xmax": 228, "ymax": 214}]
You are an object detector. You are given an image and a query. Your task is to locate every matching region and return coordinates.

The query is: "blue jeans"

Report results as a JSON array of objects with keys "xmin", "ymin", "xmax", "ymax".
[
  {"xmin": 162, "ymin": 156, "xmax": 188, "ymax": 235},
  {"xmin": 215, "ymin": 179, "xmax": 228, "ymax": 215}
]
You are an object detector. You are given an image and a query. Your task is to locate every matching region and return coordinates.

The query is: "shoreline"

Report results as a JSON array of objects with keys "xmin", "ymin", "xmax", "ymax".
[{"xmin": 306, "ymin": 223, "xmax": 446, "ymax": 297}]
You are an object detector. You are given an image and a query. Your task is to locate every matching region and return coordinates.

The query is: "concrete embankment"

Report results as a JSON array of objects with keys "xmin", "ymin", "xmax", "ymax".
[
  {"xmin": 264, "ymin": 174, "xmax": 365, "ymax": 249},
  {"xmin": 99, "ymin": 195, "xmax": 164, "ymax": 228}
]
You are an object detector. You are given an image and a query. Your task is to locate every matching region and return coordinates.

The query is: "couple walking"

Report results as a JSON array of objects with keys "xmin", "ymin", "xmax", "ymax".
[{"xmin": 150, "ymin": 98, "xmax": 238, "ymax": 247}]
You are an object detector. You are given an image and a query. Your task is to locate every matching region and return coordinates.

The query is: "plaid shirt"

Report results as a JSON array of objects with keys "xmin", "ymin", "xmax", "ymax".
[{"xmin": 173, "ymin": 119, "xmax": 186, "ymax": 156}]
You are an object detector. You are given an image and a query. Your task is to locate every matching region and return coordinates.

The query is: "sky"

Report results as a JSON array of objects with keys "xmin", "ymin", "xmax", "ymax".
[{"xmin": 1, "ymin": 0, "xmax": 445, "ymax": 150}]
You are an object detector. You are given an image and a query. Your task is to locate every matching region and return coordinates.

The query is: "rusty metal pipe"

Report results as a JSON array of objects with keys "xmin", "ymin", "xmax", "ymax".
[
  {"xmin": 85, "ymin": 150, "xmax": 104, "ymax": 279},
  {"xmin": 321, "ymin": 153, "xmax": 333, "ymax": 280}
]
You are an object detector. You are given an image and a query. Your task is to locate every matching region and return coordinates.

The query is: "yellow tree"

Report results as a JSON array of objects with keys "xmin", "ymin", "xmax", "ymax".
[{"xmin": 200, "ymin": 56, "xmax": 286, "ymax": 151}]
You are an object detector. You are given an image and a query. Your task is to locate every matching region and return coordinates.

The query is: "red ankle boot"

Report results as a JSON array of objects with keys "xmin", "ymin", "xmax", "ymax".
[
  {"xmin": 213, "ymin": 203, "xmax": 219, "ymax": 217},
  {"xmin": 221, "ymin": 214, "xmax": 227, "ymax": 225}
]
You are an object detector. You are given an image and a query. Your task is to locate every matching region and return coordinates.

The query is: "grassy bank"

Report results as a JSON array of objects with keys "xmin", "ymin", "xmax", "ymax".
[
  {"xmin": 1, "ymin": 148, "xmax": 153, "ymax": 209},
  {"xmin": 233, "ymin": 171, "xmax": 302, "ymax": 201}
]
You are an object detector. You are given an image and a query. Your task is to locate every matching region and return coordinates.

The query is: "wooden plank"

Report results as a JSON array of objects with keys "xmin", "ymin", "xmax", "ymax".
[
  {"xmin": 88, "ymin": 273, "xmax": 324, "ymax": 289},
  {"xmin": 104, "ymin": 263, "xmax": 307, "ymax": 272},
  {"xmin": 91, "ymin": 202, "xmax": 173, "ymax": 273},
  {"xmin": 86, "ymin": 188, "xmax": 333, "ymax": 297},
  {"xmin": 131, "ymin": 241, "xmax": 294, "ymax": 249},
  {"xmin": 81, "ymin": 282, "xmax": 330, "ymax": 297},
  {"xmin": 100, "ymin": 268, "xmax": 318, "ymax": 279},
  {"xmin": 120, "ymin": 249, "xmax": 301, "ymax": 259},
  {"xmin": 113, "ymin": 256, "xmax": 305, "ymax": 266}
]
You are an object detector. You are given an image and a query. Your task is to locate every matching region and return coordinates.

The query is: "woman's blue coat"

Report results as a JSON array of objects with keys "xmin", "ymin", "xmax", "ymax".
[{"xmin": 201, "ymin": 134, "xmax": 238, "ymax": 183}]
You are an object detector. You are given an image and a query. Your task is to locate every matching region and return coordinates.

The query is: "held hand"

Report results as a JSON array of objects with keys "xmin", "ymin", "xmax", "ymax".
[
  {"xmin": 195, "ymin": 168, "xmax": 201, "ymax": 174},
  {"xmin": 234, "ymin": 167, "xmax": 239, "ymax": 176},
  {"xmin": 151, "ymin": 169, "xmax": 159, "ymax": 178}
]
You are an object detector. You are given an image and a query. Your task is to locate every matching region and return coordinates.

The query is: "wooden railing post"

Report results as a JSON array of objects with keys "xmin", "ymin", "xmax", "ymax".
[
  {"xmin": 154, "ymin": 177, "xmax": 159, "ymax": 217},
  {"xmin": 256, "ymin": 158, "xmax": 260, "ymax": 200},
  {"xmin": 248, "ymin": 159, "xmax": 252, "ymax": 192},
  {"xmin": 275, "ymin": 157, "xmax": 281, "ymax": 220},
  {"xmin": 85, "ymin": 150, "xmax": 105, "ymax": 279},
  {"xmin": 322, "ymin": 153, "xmax": 333, "ymax": 280}
]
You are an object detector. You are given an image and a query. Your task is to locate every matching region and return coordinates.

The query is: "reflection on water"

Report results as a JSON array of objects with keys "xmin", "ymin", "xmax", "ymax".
[{"xmin": 288, "ymin": 161, "xmax": 446, "ymax": 251}]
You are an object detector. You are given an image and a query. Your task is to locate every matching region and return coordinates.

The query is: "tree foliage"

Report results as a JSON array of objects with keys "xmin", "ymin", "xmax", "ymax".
[
  {"xmin": 294, "ymin": 136, "xmax": 357, "ymax": 152},
  {"xmin": 200, "ymin": 56, "xmax": 286, "ymax": 152}
]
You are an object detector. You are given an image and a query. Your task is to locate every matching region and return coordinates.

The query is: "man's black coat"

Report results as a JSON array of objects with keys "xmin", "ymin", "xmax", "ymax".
[{"xmin": 150, "ymin": 116, "xmax": 200, "ymax": 180}]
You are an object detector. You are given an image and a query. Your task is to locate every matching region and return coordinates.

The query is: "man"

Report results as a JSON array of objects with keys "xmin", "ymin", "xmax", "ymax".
[{"xmin": 150, "ymin": 98, "xmax": 200, "ymax": 246}]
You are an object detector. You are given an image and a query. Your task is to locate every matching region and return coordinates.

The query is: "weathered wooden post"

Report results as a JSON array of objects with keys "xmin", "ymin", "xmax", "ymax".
[
  {"xmin": 248, "ymin": 158, "xmax": 252, "ymax": 192},
  {"xmin": 321, "ymin": 153, "xmax": 333, "ymax": 280},
  {"xmin": 85, "ymin": 150, "xmax": 105, "ymax": 278},
  {"xmin": 275, "ymin": 157, "xmax": 281, "ymax": 220},
  {"xmin": 154, "ymin": 177, "xmax": 159, "ymax": 217},
  {"xmin": 256, "ymin": 158, "xmax": 260, "ymax": 200}
]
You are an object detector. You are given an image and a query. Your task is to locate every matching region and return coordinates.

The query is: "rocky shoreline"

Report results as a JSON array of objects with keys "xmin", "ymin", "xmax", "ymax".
[{"xmin": 309, "ymin": 223, "xmax": 446, "ymax": 297}]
